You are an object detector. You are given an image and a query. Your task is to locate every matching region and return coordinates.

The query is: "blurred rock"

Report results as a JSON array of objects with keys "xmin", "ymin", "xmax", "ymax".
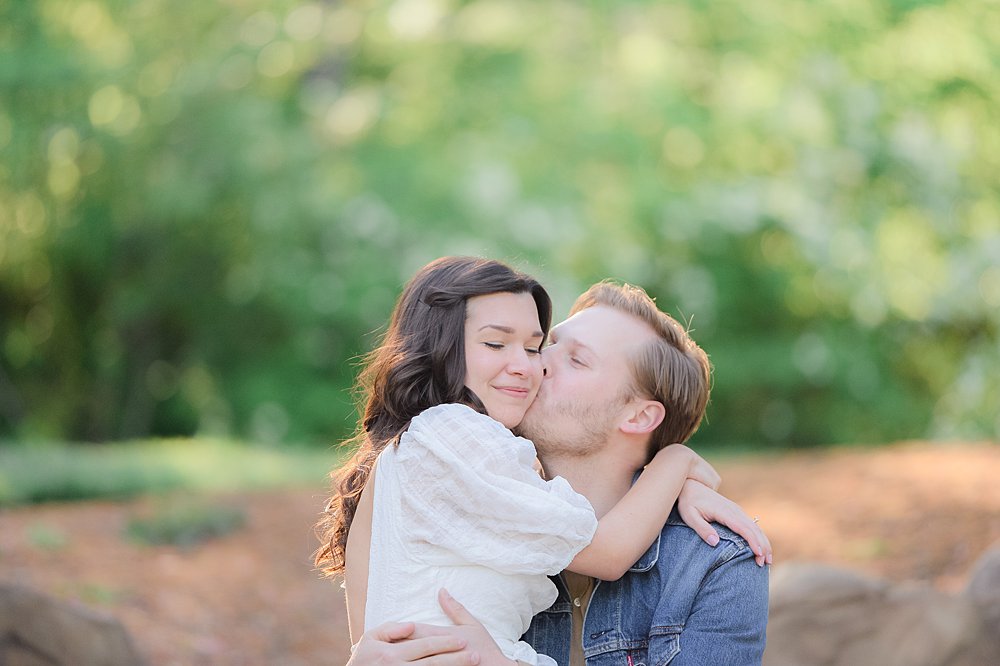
[
  {"xmin": 766, "ymin": 563, "xmax": 887, "ymax": 665},
  {"xmin": 0, "ymin": 582, "xmax": 145, "ymax": 666},
  {"xmin": 965, "ymin": 542, "xmax": 1000, "ymax": 629},
  {"xmin": 765, "ymin": 545, "xmax": 1000, "ymax": 666}
]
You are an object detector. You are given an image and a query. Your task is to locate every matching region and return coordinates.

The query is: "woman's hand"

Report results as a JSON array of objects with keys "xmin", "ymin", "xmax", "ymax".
[
  {"xmin": 347, "ymin": 620, "xmax": 481, "ymax": 665},
  {"xmin": 677, "ymin": 479, "xmax": 772, "ymax": 567}
]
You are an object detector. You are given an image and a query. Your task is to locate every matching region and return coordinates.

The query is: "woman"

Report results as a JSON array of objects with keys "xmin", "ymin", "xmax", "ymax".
[{"xmin": 316, "ymin": 257, "xmax": 729, "ymax": 665}]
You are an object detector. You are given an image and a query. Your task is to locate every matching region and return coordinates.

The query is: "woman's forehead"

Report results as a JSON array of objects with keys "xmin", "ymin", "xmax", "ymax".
[{"xmin": 466, "ymin": 292, "xmax": 542, "ymax": 330}]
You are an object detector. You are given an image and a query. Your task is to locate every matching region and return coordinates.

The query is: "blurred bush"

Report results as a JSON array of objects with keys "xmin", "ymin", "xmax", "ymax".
[
  {"xmin": 0, "ymin": 0, "xmax": 997, "ymax": 447},
  {"xmin": 125, "ymin": 498, "xmax": 246, "ymax": 548},
  {"xmin": 0, "ymin": 439, "xmax": 335, "ymax": 506}
]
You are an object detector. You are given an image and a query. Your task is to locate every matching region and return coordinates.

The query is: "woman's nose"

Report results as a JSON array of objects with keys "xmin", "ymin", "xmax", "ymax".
[
  {"xmin": 509, "ymin": 348, "xmax": 544, "ymax": 378},
  {"xmin": 507, "ymin": 349, "xmax": 531, "ymax": 375}
]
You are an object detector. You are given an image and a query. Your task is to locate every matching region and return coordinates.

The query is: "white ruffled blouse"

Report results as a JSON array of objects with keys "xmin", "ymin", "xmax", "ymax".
[{"xmin": 365, "ymin": 403, "xmax": 598, "ymax": 666}]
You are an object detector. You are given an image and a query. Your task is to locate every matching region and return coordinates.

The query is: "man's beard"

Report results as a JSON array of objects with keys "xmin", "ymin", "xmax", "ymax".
[{"xmin": 517, "ymin": 390, "xmax": 625, "ymax": 459}]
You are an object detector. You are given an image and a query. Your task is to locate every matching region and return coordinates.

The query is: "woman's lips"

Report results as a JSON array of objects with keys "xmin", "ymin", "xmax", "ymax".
[{"xmin": 494, "ymin": 386, "xmax": 530, "ymax": 398}]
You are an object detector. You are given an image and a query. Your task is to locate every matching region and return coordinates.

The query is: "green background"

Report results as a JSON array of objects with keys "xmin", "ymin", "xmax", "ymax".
[{"xmin": 2, "ymin": 0, "xmax": 998, "ymax": 450}]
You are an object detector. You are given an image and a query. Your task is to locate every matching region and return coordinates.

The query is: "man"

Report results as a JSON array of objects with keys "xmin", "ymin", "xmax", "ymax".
[
  {"xmin": 349, "ymin": 281, "xmax": 770, "ymax": 665},
  {"xmin": 516, "ymin": 281, "xmax": 769, "ymax": 666}
]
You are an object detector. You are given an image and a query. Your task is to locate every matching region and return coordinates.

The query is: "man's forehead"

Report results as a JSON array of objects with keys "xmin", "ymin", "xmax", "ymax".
[
  {"xmin": 554, "ymin": 305, "xmax": 654, "ymax": 350},
  {"xmin": 550, "ymin": 310, "xmax": 589, "ymax": 339},
  {"xmin": 550, "ymin": 319, "xmax": 588, "ymax": 347},
  {"xmin": 551, "ymin": 307, "xmax": 606, "ymax": 349}
]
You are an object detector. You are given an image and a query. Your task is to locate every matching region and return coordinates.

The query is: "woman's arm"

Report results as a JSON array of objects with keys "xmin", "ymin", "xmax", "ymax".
[{"xmin": 566, "ymin": 444, "xmax": 719, "ymax": 580}]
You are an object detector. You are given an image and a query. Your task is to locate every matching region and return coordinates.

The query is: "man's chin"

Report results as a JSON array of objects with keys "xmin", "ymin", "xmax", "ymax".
[{"xmin": 513, "ymin": 412, "xmax": 540, "ymax": 440}]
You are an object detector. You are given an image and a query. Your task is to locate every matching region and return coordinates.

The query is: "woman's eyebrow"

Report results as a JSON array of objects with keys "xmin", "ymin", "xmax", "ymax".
[{"xmin": 478, "ymin": 324, "xmax": 544, "ymax": 338}]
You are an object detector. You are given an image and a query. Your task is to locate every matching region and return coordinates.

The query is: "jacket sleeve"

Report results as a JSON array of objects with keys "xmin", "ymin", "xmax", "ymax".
[{"xmin": 654, "ymin": 539, "xmax": 769, "ymax": 666}]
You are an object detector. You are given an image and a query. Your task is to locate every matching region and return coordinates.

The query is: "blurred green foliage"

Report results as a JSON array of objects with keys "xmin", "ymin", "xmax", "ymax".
[
  {"xmin": 27, "ymin": 523, "xmax": 69, "ymax": 550},
  {"xmin": 125, "ymin": 498, "xmax": 246, "ymax": 548},
  {"xmin": 1, "ymin": 0, "xmax": 997, "ymax": 448},
  {"xmin": 0, "ymin": 438, "xmax": 335, "ymax": 506}
]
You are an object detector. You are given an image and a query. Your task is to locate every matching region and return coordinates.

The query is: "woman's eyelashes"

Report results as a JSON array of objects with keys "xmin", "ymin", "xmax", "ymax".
[{"xmin": 483, "ymin": 341, "xmax": 542, "ymax": 355}]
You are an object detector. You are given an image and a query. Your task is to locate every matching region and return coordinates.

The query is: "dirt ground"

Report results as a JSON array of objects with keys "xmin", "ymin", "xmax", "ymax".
[{"xmin": 1, "ymin": 441, "xmax": 998, "ymax": 665}]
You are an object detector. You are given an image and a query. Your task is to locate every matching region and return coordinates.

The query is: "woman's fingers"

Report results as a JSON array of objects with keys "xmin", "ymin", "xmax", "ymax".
[
  {"xmin": 680, "ymin": 504, "xmax": 721, "ymax": 547},
  {"xmin": 732, "ymin": 507, "xmax": 767, "ymax": 566},
  {"xmin": 754, "ymin": 519, "xmax": 773, "ymax": 565},
  {"xmin": 677, "ymin": 479, "xmax": 773, "ymax": 566},
  {"xmin": 741, "ymin": 511, "xmax": 773, "ymax": 566},
  {"xmin": 747, "ymin": 514, "xmax": 772, "ymax": 566},
  {"xmin": 712, "ymin": 502, "xmax": 767, "ymax": 567}
]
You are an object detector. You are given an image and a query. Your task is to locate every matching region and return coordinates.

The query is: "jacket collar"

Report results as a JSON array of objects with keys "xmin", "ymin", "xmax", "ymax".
[
  {"xmin": 628, "ymin": 532, "xmax": 660, "ymax": 572},
  {"xmin": 626, "ymin": 469, "xmax": 663, "ymax": 572}
]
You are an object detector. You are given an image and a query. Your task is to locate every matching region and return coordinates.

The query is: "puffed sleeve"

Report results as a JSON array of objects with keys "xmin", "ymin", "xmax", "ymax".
[{"xmin": 394, "ymin": 403, "xmax": 597, "ymax": 576}]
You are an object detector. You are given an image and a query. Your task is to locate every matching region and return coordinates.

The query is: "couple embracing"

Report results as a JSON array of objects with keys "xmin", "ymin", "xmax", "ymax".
[{"xmin": 316, "ymin": 257, "xmax": 771, "ymax": 665}]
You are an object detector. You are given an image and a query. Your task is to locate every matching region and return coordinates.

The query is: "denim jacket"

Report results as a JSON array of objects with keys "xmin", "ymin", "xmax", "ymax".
[{"xmin": 522, "ymin": 509, "xmax": 769, "ymax": 666}]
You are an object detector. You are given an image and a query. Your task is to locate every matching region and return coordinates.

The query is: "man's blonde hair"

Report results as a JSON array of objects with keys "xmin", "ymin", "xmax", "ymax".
[{"xmin": 570, "ymin": 281, "xmax": 712, "ymax": 460}]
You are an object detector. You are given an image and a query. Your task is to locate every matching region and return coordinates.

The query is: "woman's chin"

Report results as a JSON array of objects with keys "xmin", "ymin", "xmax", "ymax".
[{"xmin": 491, "ymin": 409, "xmax": 526, "ymax": 430}]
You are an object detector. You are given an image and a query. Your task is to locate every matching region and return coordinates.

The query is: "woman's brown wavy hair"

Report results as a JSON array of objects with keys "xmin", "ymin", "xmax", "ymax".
[{"xmin": 314, "ymin": 256, "xmax": 552, "ymax": 577}]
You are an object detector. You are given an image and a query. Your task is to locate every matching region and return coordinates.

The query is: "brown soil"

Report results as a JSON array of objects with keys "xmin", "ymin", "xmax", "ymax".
[{"xmin": 1, "ymin": 441, "xmax": 998, "ymax": 665}]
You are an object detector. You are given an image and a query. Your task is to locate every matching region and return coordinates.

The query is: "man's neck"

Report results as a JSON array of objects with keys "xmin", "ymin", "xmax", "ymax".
[{"xmin": 542, "ymin": 451, "xmax": 639, "ymax": 519}]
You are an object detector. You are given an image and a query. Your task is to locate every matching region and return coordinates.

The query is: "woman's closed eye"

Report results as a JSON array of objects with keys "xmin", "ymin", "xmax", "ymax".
[{"xmin": 484, "ymin": 342, "xmax": 541, "ymax": 355}]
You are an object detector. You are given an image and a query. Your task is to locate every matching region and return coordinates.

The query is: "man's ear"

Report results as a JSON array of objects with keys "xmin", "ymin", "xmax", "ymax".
[{"xmin": 619, "ymin": 400, "xmax": 666, "ymax": 435}]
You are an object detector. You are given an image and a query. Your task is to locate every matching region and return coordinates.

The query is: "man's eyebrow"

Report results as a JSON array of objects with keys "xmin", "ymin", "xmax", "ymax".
[
  {"xmin": 556, "ymin": 332, "xmax": 597, "ymax": 358},
  {"xmin": 549, "ymin": 326, "xmax": 600, "ymax": 358},
  {"xmin": 478, "ymin": 324, "xmax": 544, "ymax": 338}
]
